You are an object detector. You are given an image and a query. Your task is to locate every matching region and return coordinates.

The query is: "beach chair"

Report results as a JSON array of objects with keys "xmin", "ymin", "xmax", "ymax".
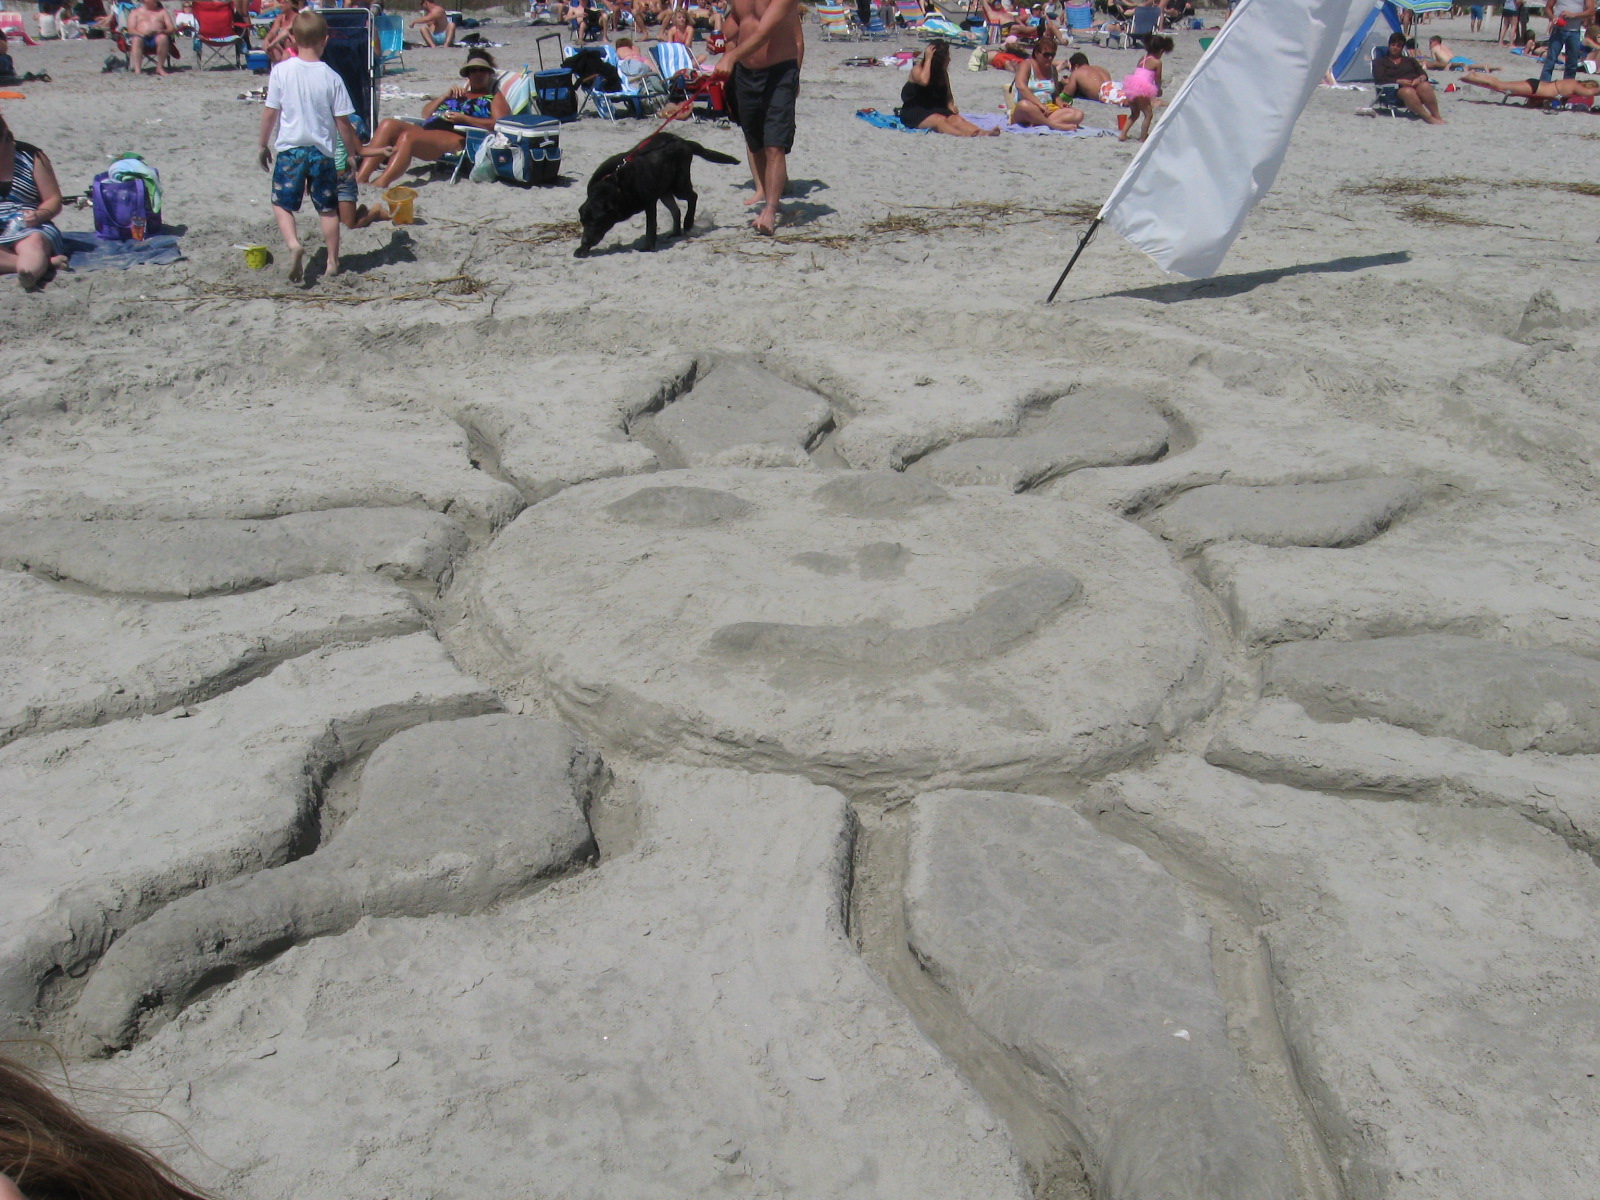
[
  {"xmin": 862, "ymin": 7, "xmax": 892, "ymax": 38},
  {"xmin": 563, "ymin": 42, "xmax": 627, "ymax": 117},
  {"xmin": 1060, "ymin": 3, "xmax": 1097, "ymax": 41},
  {"xmin": 376, "ymin": 13, "xmax": 405, "ymax": 74},
  {"xmin": 651, "ymin": 39, "xmax": 697, "ymax": 79},
  {"xmin": 192, "ymin": 0, "xmax": 245, "ymax": 68},
  {"xmin": 1127, "ymin": 3, "xmax": 1161, "ymax": 46},
  {"xmin": 816, "ymin": 1, "xmax": 858, "ymax": 39},
  {"xmin": 0, "ymin": 12, "xmax": 41, "ymax": 46},
  {"xmin": 894, "ymin": 0, "xmax": 928, "ymax": 25}
]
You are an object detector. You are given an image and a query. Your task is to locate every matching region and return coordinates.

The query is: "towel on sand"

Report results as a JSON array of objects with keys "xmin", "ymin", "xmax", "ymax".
[
  {"xmin": 856, "ymin": 109, "xmax": 1115, "ymax": 136},
  {"xmin": 967, "ymin": 113, "xmax": 1115, "ymax": 136},
  {"xmin": 61, "ymin": 230, "xmax": 184, "ymax": 271}
]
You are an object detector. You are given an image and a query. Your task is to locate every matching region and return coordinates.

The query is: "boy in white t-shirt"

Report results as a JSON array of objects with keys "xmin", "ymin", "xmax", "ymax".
[{"xmin": 257, "ymin": 10, "xmax": 364, "ymax": 281}]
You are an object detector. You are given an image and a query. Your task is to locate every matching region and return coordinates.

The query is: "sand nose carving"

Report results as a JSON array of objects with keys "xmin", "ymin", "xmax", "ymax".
[
  {"xmin": 604, "ymin": 486, "xmax": 754, "ymax": 528},
  {"xmin": 709, "ymin": 568, "xmax": 1082, "ymax": 669}
]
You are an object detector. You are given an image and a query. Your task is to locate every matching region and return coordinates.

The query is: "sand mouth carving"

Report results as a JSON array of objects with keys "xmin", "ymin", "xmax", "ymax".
[
  {"xmin": 604, "ymin": 486, "xmax": 754, "ymax": 528},
  {"xmin": 813, "ymin": 472, "xmax": 952, "ymax": 518},
  {"xmin": 710, "ymin": 568, "xmax": 1081, "ymax": 670}
]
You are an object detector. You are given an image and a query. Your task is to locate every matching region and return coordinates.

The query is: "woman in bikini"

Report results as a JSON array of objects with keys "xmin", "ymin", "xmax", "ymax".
[
  {"xmin": 899, "ymin": 40, "xmax": 999, "ymax": 135},
  {"xmin": 1010, "ymin": 37, "xmax": 1085, "ymax": 130},
  {"xmin": 262, "ymin": 0, "xmax": 302, "ymax": 65},
  {"xmin": 1460, "ymin": 71, "xmax": 1600, "ymax": 101},
  {"xmin": 357, "ymin": 51, "xmax": 510, "ymax": 189},
  {"xmin": 0, "ymin": 112, "xmax": 68, "ymax": 293}
]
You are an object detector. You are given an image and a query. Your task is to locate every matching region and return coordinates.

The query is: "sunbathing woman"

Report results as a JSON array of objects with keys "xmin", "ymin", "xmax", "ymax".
[
  {"xmin": 0, "ymin": 1052, "xmax": 213, "ymax": 1199},
  {"xmin": 1011, "ymin": 37, "xmax": 1085, "ymax": 130},
  {"xmin": 358, "ymin": 51, "xmax": 510, "ymax": 188},
  {"xmin": 900, "ymin": 40, "xmax": 999, "ymax": 135},
  {"xmin": 1460, "ymin": 71, "xmax": 1600, "ymax": 101}
]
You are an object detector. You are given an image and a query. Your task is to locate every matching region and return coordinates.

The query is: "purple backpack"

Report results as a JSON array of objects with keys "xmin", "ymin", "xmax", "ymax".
[{"xmin": 92, "ymin": 172, "xmax": 162, "ymax": 241}]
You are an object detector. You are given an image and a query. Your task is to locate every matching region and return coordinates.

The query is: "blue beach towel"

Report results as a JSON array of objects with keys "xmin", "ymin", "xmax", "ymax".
[
  {"xmin": 856, "ymin": 108, "xmax": 933, "ymax": 132},
  {"xmin": 61, "ymin": 230, "xmax": 184, "ymax": 271}
]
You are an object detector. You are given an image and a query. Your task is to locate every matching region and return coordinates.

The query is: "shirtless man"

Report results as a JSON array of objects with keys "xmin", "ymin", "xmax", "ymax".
[
  {"xmin": 1058, "ymin": 50, "xmax": 1110, "ymax": 98},
  {"xmin": 714, "ymin": 0, "xmax": 801, "ymax": 236},
  {"xmin": 410, "ymin": 0, "xmax": 456, "ymax": 48},
  {"xmin": 126, "ymin": 0, "xmax": 177, "ymax": 76},
  {"xmin": 1460, "ymin": 70, "xmax": 1600, "ymax": 100}
]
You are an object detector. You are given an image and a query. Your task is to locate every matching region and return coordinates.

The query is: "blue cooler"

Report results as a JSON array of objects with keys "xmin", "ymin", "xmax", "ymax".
[
  {"xmin": 534, "ymin": 67, "xmax": 578, "ymax": 120},
  {"xmin": 491, "ymin": 114, "xmax": 562, "ymax": 185},
  {"xmin": 246, "ymin": 49, "xmax": 269, "ymax": 71}
]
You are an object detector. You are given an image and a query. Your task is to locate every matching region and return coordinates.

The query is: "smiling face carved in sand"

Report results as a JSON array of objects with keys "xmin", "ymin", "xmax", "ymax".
[{"xmin": 464, "ymin": 468, "xmax": 1220, "ymax": 794}]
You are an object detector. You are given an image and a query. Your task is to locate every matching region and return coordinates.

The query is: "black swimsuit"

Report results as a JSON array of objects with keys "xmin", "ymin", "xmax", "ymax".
[{"xmin": 897, "ymin": 75, "xmax": 953, "ymax": 128}]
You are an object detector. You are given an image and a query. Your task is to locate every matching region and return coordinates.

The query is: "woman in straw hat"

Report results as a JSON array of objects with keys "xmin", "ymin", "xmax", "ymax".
[{"xmin": 356, "ymin": 50, "xmax": 509, "ymax": 189}]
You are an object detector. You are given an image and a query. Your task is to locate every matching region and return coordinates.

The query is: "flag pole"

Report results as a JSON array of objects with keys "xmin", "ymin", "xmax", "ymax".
[{"xmin": 1046, "ymin": 217, "xmax": 1102, "ymax": 304}]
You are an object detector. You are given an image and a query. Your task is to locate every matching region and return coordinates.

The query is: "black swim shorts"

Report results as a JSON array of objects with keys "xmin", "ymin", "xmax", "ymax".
[{"xmin": 728, "ymin": 58, "xmax": 799, "ymax": 153}]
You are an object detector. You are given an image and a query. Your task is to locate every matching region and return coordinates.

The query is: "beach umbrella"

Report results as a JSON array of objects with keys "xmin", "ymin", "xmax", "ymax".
[
  {"xmin": 1047, "ymin": 0, "xmax": 1363, "ymax": 295},
  {"xmin": 1388, "ymin": 0, "xmax": 1451, "ymax": 12}
]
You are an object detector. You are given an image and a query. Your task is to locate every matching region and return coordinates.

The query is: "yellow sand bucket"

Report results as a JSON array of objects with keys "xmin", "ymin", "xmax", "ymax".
[
  {"xmin": 384, "ymin": 186, "xmax": 418, "ymax": 226},
  {"xmin": 1198, "ymin": 36, "xmax": 1214, "ymax": 51},
  {"xmin": 242, "ymin": 245, "xmax": 270, "ymax": 270}
]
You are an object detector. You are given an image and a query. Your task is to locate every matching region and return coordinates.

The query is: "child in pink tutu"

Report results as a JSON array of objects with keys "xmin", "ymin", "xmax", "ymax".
[{"xmin": 1119, "ymin": 33, "xmax": 1171, "ymax": 140}]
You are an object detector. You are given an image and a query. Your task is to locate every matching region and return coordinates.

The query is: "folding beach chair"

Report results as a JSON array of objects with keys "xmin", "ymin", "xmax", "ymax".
[
  {"xmin": 376, "ymin": 13, "xmax": 405, "ymax": 74},
  {"xmin": 816, "ymin": 1, "xmax": 858, "ymax": 39},
  {"xmin": 1061, "ymin": 2, "xmax": 1098, "ymax": 41},
  {"xmin": 0, "ymin": 12, "xmax": 40, "ymax": 46},
  {"xmin": 862, "ymin": 6, "xmax": 892, "ymax": 38},
  {"xmin": 322, "ymin": 7, "xmax": 377, "ymax": 132},
  {"xmin": 894, "ymin": 0, "xmax": 928, "ymax": 25},
  {"xmin": 192, "ymin": 0, "xmax": 245, "ymax": 69},
  {"xmin": 1126, "ymin": 3, "xmax": 1161, "ymax": 46},
  {"xmin": 651, "ymin": 39, "xmax": 697, "ymax": 79}
]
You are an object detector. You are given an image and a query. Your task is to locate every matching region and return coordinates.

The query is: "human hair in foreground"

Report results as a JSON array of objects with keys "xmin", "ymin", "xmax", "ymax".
[
  {"xmin": 290, "ymin": 8, "xmax": 327, "ymax": 48},
  {"xmin": 0, "ymin": 1052, "xmax": 212, "ymax": 1200}
]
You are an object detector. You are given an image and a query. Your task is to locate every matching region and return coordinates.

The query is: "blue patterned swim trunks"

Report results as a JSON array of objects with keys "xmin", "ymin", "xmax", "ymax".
[{"xmin": 271, "ymin": 145, "xmax": 339, "ymax": 215}]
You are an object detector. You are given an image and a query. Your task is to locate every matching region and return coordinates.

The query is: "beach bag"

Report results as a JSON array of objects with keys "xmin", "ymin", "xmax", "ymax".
[{"xmin": 91, "ymin": 172, "xmax": 161, "ymax": 240}]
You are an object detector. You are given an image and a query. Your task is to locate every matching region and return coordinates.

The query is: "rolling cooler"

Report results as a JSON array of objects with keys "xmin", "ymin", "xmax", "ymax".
[
  {"xmin": 532, "ymin": 32, "xmax": 578, "ymax": 122},
  {"xmin": 490, "ymin": 113, "xmax": 562, "ymax": 185}
]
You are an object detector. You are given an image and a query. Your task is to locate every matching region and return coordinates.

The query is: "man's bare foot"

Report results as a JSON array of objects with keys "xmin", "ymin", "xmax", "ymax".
[
  {"xmin": 752, "ymin": 209, "xmax": 778, "ymax": 236},
  {"xmin": 745, "ymin": 195, "xmax": 767, "ymax": 207},
  {"xmin": 287, "ymin": 246, "xmax": 305, "ymax": 282},
  {"xmin": 327, "ymin": 257, "xmax": 341, "ymax": 276},
  {"xmin": 155, "ymin": 68, "xmax": 170, "ymax": 76}
]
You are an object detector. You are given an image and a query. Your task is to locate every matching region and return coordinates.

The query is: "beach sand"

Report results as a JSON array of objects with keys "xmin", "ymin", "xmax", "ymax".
[{"xmin": 3, "ymin": 11, "xmax": 1600, "ymax": 1200}]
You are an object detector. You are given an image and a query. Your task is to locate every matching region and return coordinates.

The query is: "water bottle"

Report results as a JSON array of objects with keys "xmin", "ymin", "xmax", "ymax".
[{"xmin": 2, "ymin": 211, "xmax": 27, "ymax": 239}]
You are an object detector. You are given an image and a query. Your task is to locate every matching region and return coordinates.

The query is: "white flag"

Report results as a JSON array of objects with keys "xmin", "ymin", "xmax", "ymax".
[{"xmin": 1098, "ymin": 0, "xmax": 1361, "ymax": 278}]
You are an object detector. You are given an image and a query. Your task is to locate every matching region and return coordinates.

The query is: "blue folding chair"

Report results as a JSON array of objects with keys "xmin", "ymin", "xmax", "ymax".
[{"xmin": 377, "ymin": 13, "xmax": 405, "ymax": 74}]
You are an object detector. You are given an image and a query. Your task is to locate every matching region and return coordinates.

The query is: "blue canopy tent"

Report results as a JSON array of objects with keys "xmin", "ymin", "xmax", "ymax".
[{"xmin": 1332, "ymin": 0, "xmax": 1403, "ymax": 81}]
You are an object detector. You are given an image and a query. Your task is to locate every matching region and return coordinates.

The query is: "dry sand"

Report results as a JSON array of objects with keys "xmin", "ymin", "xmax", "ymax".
[{"xmin": 4, "ymin": 9, "xmax": 1600, "ymax": 1199}]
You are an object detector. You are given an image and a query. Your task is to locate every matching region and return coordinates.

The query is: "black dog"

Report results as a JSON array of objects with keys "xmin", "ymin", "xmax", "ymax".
[{"xmin": 575, "ymin": 132, "xmax": 739, "ymax": 257}]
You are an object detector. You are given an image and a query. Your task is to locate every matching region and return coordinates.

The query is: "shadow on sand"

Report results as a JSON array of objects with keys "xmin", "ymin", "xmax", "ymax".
[{"xmin": 1092, "ymin": 251, "xmax": 1412, "ymax": 303}]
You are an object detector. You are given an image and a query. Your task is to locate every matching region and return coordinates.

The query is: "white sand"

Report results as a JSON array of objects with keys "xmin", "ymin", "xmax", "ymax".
[{"xmin": 4, "ymin": 9, "xmax": 1600, "ymax": 1200}]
